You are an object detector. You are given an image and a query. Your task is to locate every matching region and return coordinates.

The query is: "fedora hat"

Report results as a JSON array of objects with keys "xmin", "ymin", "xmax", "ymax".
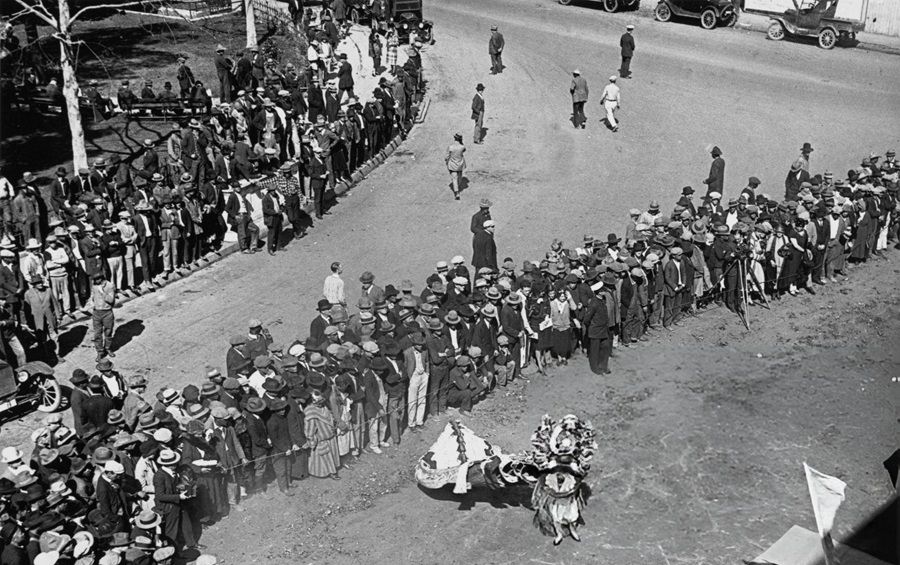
[
  {"xmin": 245, "ymin": 397, "xmax": 267, "ymax": 414},
  {"xmin": 157, "ymin": 449, "xmax": 180, "ymax": 466},
  {"xmin": 504, "ymin": 293, "xmax": 522, "ymax": 305},
  {"xmin": 135, "ymin": 509, "xmax": 162, "ymax": 530},
  {"xmin": 444, "ymin": 310, "xmax": 461, "ymax": 325}
]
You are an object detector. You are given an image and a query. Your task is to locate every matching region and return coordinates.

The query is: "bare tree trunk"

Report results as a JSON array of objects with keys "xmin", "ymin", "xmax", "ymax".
[
  {"xmin": 245, "ymin": 0, "xmax": 258, "ymax": 49},
  {"xmin": 57, "ymin": 0, "xmax": 89, "ymax": 169}
]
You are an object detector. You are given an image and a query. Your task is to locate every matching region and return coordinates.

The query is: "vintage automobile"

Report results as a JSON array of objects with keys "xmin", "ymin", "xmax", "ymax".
[
  {"xmin": 557, "ymin": 0, "xmax": 641, "ymax": 13},
  {"xmin": 766, "ymin": 0, "xmax": 865, "ymax": 49},
  {"xmin": 0, "ymin": 360, "xmax": 63, "ymax": 419},
  {"xmin": 391, "ymin": 0, "xmax": 434, "ymax": 44},
  {"xmin": 654, "ymin": 0, "xmax": 738, "ymax": 29}
]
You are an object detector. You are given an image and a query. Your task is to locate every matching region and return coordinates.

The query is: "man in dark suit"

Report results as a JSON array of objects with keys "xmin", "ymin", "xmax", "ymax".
[
  {"xmin": 374, "ymin": 78, "xmax": 395, "ymax": 139},
  {"xmin": 226, "ymin": 335, "xmax": 250, "ymax": 379},
  {"xmin": 224, "ymin": 182, "xmax": 259, "ymax": 253},
  {"xmin": 619, "ymin": 24, "xmax": 635, "ymax": 78},
  {"xmin": 703, "ymin": 146, "xmax": 725, "ymax": 197},
  {"xmin": 472, "ymin": 219, "xmax": 498, "ymax": 271},
  {"xmin": 470, "ymin": 199, "xmax": 492, "ymax": 234},
  {"xmin": 154, "ymin": 450, "xmax": 196, "ymax": 549},
  {"xmin": 488, "ymin": 25, "xmax": 505, "ymax": 74},
  {"xmin": 309, "ymin": 299, "xmax": 332, "ymax": 346},
  {"xmin": 471, "ymin": 83, "xmax": 485, "ymax": 144},
  {"xmin": 663, "ymin": 247, "xmax": 687, "ymax": 328},
  {"xmin": 425, "ymin": 323, "xmax": 453, "ymax": 417},
  {"xmin": 582, "ymin": 285, "xmax": 611, "ymax": 375},
  {"xmin": 49, "ymin": 167, "xmax": 70, "ymax": 218},
  {"xmin": 133, "ymin": 202, "xmax": 158, "ymax": 288},
  {"xmin": 307, "ymin": 81, "xmax": 325, "ymax": 123},
  {"xmin": 200, "ymin": 178, "xmax": 227, "ymax": 248},
  {"xmin": 95, "ymin": 461, "xmax": 130, "ymax": 532},
  {"xmin": 337, "ymin": 53, "xmax": 354, "ymax": 101},
  {"xmin": 261, "ymin": 185, "xmax": 283, "ymax": 255}
]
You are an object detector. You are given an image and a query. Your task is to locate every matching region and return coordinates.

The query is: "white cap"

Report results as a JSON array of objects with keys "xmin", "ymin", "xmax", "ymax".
[
  {"xmin": 451, "ymin": 255, "xmax": 464, "ymax": 264},
  {"xmin": 708, "ymin": 191, "xmax": 722, "ymax": 199},
  {"xmin": 453, "ymin": 276, "xmax": 468, "ymax": 285},
  {"xmin": 436, "ymin": 261, "xmax": 448, "ymax": 270},
  {"xmin": 104, "ymin": 460, "xmax": 125, "ymax": 474},
  {"xmin": 609, "ymin": 75, "xmax": 617, "ymax": 82}
]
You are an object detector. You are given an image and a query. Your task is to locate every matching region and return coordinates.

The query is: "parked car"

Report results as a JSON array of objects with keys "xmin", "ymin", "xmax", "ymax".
[
  {"xmin": 766, "ymin": 0, "xmax": 864, "ymax": 49},
  {"xmin": 654, "ymin": 0, "xmax": 738, "ymax": 29},
  {"xmin": 347, "ymin": 0, "xmax": 373, "ymax": 25},
  {"xmin": 391, "ymin": 0, "xmax": 434, "ymax": 44},
  {"xmin": 557, "ymin": 0, "xmax": 640, "ymax": 13},
  {"xmin": 0, "ymin": 360, "xmax": 62, "ymax": 421}
]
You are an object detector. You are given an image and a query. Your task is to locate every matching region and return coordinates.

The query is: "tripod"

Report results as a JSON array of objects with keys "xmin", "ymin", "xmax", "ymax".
[{"xmin": 713, "ymin": 256, "xmax": 769, "ymax": 330}]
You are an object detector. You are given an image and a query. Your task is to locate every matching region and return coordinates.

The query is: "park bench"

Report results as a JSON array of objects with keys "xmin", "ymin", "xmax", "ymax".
[{"xmin": 123, "ymin": 99, "xmax": 211, "ymax": 120}]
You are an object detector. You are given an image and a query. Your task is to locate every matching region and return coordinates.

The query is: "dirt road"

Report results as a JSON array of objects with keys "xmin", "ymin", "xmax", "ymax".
[{"xmin": 3, "ymin": 0, "xmax": 899, "ymax": 562}]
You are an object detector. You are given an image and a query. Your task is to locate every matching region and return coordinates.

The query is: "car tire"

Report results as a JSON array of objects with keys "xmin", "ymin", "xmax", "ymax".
[
  {"xmin": 604, "ymin": 0, "xmax": 619, "ymax": 12},
  {"xmin": 767, "ymin": 21, "xmax": 785, "ymax": 40},
  {"xmin": 700, "ymin": 8, "xmax": 717, "ymax": 29},
  {"xmin": 818, "ymin": 27, "xmax": 837, "ymax": 49},
  {"xmin": 36, "ymin": 377, "xmax": 62, "ymax": 413},
  {"xmin": 655, "ymin": 2, "xmax": 672, "ymax": 21},
  {"xmin": 559, "ymin": 0, "xmax": 573, "ymax": 5},
  {"xmin": 725, "ymin": 10, "xmax": 738, "ymax": 27}
]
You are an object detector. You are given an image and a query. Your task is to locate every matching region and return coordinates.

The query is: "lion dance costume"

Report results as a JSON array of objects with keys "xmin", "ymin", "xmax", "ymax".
[{"xmin": 416, "ymin": 414, "xmax": 597, "ymax": 545}]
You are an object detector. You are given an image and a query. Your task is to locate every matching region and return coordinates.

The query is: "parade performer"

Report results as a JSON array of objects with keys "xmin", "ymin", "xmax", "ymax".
[{"xmin": 416, "ymin": 414, "xmax": 597, "ymax": 545}]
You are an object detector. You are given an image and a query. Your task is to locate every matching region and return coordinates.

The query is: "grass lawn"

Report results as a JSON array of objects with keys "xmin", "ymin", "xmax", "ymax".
[{"xmin": 1, "ymin": 10, "xmax": 306, "ymax": 186}]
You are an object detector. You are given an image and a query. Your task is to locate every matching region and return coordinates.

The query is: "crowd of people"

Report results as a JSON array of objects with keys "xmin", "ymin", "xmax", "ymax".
[
  {"xmin": 0, "ymin": 2, "xmax": 428, "ymax": 366},
  {"xmin": 2, "ymin": 133, "xmax": 898, "ymax": 562},
  {"xmin": 2, "ymin": 1, "xmax": 899, "ymax": 562}
]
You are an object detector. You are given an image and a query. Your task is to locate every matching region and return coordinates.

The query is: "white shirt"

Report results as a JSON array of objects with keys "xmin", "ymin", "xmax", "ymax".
[
  {"xmin": 248, "ymin": 370, "xmax": 270, "ymax": 397},
  {"xmin": 412, "ymin": 350, "xmax": 426, "ymax": 375},
  {"xmin": 0, "ymin": 176, "xmax": 13, "ymax": 199},
  {"xmin": 323, "ymin": 273, "xmax": 345, "ymax": 305},
  {"xmin": 601, "ymin": 83, "xmax": 620, "ymax": 103},
  {"xmin": 101, "ymin": 373, "xmax": 122, "ymax": 398}
]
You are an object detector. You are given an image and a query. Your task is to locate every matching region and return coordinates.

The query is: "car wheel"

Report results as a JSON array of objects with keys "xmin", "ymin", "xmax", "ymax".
[
  {"xmin": 36, "ymin": 377, "xmax": 62, "ymax": 413},
  {"xmin": 700, "ymin": 8, "xmax": 717, "ymax": 29},
  {"xmin": 604, "ymin": 0, "xmax": 619, "ymax": 12},
  {"xmin": 350, "ymin": 8, "xmax": 360, "ymax": 25},
  {"xmin": 559, "ymin": 0, "xmax": 573, "ymax": 5},
  {"xmin": 818, "ymin": 27, "xmax": 836, "ymax": 49},
  {"xmin": 655, "ymin": 2, "xmax": 672, "ymax": 21},
  {"xmin": 767, "ymin": 21, "xmax": 785, "ymax": 40}
]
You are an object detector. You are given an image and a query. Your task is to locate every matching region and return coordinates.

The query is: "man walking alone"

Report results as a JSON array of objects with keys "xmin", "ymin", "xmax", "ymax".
[
  {"xmin": 570, "ymin": 69, "xmax": 589, "ymax": 129},
  {"xmin": 600, "ymin": 75, "xmax": 621, "ymax": 132},
  {"xmin": 471, "ymin": 83, "xmax": 485, "ymax": 144},
  {"xmin": 488, "ymin": 25, "xmax": 505, "ymax": 74},
  {"xmin": 620, "ymin": 25, "xmax": 635, "ymax": 78}
]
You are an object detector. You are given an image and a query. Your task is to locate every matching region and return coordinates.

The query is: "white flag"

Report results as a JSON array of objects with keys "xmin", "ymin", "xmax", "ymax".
[{"xmin": 803, "ymin": 462, "xmax": 847, "ymax": 537}]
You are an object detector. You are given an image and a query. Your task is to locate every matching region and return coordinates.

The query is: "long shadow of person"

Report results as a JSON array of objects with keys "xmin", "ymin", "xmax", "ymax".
[
  {"xmin": 110, "ymin": 319, "xmax": 146, "ymax": 353},
  {"xmin": 56, "ymin": 324, "xmax": 88, "ymax": 360}
]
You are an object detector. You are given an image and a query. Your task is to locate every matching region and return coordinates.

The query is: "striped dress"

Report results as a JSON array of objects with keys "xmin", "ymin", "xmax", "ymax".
[{"xmin": 304, "ymin": 403, "xmax": 340, "ymax": 477}]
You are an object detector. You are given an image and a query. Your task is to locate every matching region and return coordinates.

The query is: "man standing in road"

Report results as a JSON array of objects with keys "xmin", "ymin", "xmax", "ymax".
[
  {"xmin": 489, "ymin": 25, "xmax": 505, "ymax": 74},
  {"xmin": 599, "ymin": 76, "xmax": 621, "ymax": 132},
  {"xmin": 472, "ymin": 219, "xmax": 498, "ymax": 271},
  {"xmin": 471, "ymin": 83, "xmax": 485, "ymax": 144},
  {"xmin": 471, "ymin": 198, "xmax": 492, "ymax": 234},
  {"xmin": 703, "ymin": 145, "xmax": 725, "ymax": 197},
  {"xmin": 91, "ymin": 271, "xmax": 116, "ymax": 362},
  {"xmin": 570, "ymin": 69, "xmax": 589, "ymax": 129},
  {"xmin": 620, "ymin": 24, "xmax": 635, "ymax": 79}
]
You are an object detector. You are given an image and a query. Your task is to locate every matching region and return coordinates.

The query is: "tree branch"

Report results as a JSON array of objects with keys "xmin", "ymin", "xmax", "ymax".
[
  {"xmin": 70, "ymin": 0, "xmax": 152, "ymax": 24},
  {"xmin": 9, "ymin": 0, "xmax": 57, "ymax": 27}
]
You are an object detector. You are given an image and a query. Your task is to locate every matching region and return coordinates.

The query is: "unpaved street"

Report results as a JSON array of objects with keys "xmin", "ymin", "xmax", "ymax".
[{"xmin": 4, "ymin": 0, "xmax": 899, "ymax": 562}]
